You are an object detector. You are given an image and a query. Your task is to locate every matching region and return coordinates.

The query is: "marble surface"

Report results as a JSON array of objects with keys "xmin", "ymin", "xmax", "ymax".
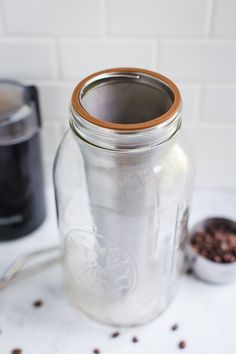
[{"xmin": 0, "ymin": 188, "xmax": 236, "ymax": 354}]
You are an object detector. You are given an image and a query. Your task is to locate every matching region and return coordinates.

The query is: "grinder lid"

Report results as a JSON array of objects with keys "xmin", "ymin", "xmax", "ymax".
[{"xmin": 0, "ymin": 80, "xmax": 41, "ymax": 146}]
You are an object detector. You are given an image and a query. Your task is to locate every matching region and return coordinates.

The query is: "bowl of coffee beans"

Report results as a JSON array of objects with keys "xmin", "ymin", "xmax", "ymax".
[{"xmin": 186, "ymin": 217, "xmax": 236, "ymax": 284}]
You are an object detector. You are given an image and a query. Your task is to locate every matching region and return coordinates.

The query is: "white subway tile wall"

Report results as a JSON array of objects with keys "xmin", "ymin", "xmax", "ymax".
[
  {"xmin": 0, "ymin": 39, "xmax": 57, "ymax": 78},
  {"xmin": 4, "ymin": 0, "xmax": 101, "ymax": 36},
  {"xmin": 0, "ymin": 5, "xmax": 4, "ymax": 34},
  {"xmin": 202, "ymin": 85, "xmax": 236, "ymax": 123},
  {"xmin": 159, "ymin": 40, "xmax": 236, "ymax": 81},
  {"xmin": 107, "ymin": 0, "xmax": 209, "ymax": 37},
  {"xmin": 178, "ymin": 83, "xmax": 201, "ymax": 122},
  {"xmin": 36, "ymin": 82, "xmax": 75, "ymax": 120},
  {"xmin": 59, "ymin": 39, "xmax": 156, "ymax": 78},
  {"xmin": 0, "ymin": 0, "xmax": 236, "ymax": 189},
  {"xmin": 213, "ymin": 0, "xmax": 236, "ymax": 37}
]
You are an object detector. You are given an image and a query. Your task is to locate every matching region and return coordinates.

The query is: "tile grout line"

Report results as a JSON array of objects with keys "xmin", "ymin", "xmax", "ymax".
[
  {"xmin": 205, "ymin": 0, "xmax": 215, "ymax": 37},
  {"xmin": 100, "ymin": 0, "xmax": 108, "ymax": 37},
  {"xmin": 155, "ymin": 40, "xmax": 160, "ymax": 70},
  {"xmin": 53, "ymin": 37, "xmax": 62, "ymax": 79},
  {"xmin": 190, "ymin": 83, "xmax": 202, "ymax": 123},
  {"xmin": 1, "ymin": 35, "xmax": 236, "ymax": 44},
  {"xmin": 196, "ymin": 83, "xmax": 205, "ymax": 123},
  {"xmin": 0, "ymin": 0, "xmax": 8, "ymax": 35}
]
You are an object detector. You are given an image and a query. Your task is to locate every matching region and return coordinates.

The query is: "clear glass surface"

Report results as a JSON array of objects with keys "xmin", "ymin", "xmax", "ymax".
[{"xmin": 54, "ymin": 129, "xmax": 193, "ymax": 326}]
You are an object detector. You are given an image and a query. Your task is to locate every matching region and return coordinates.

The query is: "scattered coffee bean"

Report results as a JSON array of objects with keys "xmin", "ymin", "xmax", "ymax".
[
  {"xmin": 178, "ymin": 341, "xmax": 186, "ymax": 349},
  {"xmin": 93, "ymin": 349, "xmax": 100, "ymax": 354},
  {"xmin": 33, "ymin": 299, "xmax": 43, "ymax": 308},
  {"xmin": 171, "ymin": 324, "xmax": 178, "ymax": 331},
  {"xmin": 186, "ymin": 268, "xmax": 193, "ymax": 275},
  {"xmin": 12, "ymin": 349, "xmax": 22, "ymax": 354},
  {"xmin": 132, "ymin": 336, "xmax": 139, "ymax": 343},
  {"xmin": 111, "ymin": 331, "xmax": 120, "ymax": 338}
]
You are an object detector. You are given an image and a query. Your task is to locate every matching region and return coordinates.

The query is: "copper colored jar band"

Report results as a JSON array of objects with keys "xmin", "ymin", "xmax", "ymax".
[{"xmin": 71, "ymin": 68, "xmax": 181, "ymax": 131}]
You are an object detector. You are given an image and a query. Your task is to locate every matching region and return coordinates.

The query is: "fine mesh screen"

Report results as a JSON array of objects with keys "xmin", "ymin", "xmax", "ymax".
[{"xmin": 81, "ymin": 79, "xmax": 174, "ymax": 125}]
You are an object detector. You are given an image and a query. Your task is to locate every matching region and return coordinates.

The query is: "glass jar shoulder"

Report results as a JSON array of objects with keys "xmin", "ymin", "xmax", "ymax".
[
  {"xmin": 53, "ymin": 130, "xmax": 84, "ymax": 186},
  {"xmin": 150, "ymin": 132, "xmax": 193, "ymax": 199},
  {"xmin": 54, "ymin": 129, "xmax": 193, "ymax": 194}
]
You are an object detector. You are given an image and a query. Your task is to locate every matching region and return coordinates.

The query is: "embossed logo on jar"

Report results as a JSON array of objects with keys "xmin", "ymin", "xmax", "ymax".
[{"xmin": 64, "ymin": 229, "xmax": 137, "ymax": 301}]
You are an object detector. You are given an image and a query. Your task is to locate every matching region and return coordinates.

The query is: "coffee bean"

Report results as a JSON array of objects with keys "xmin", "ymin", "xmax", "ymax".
[
  {"xmin": 214, "ymin": 255, "xmax": 221, "ymax": 263},
  {"xmin": 186, "ymin": 268, "xmax": 193, "ymax": 275},
  {"xmin": 191, "ymin": 221, "xmax": 236, "ymax": 264},
  {"xmin": 12, "ymin": 349, "xmax": 22, "ymax": 354},
  {"xmin": 111, "ymin": 331, "xmax": 120, "ymax": 338},
  {"xmin": 178, "ymin": 341, "xmax": 186, "ymax": 349},
  {"xmin": 223, "ymin": 254, "xmax": 232, "ymax": 262},
  {"xmin": 171, "ymin": 324, "xmax": 178, "ymax": 331},
  {"xmin": 221, "ymin": 242, "xmax": 230, "ymax": 252},
  {"xmin": 132, "ymin": 336, "xmax": 139, "ymax": 343},
  {"xmin": 33, "ymin": 299, "xmax": 43, "ymax": 308}
]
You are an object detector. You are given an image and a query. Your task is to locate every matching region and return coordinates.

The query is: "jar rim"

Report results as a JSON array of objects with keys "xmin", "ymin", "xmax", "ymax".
[{"xmin": 71, "ymin": 67, "xmax": 181, "ymax": 132}]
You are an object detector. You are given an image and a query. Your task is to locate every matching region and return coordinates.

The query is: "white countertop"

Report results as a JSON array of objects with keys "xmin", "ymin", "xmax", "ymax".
[{"xmin": 1, "ymin": 188, "xmax": 236, "ymax": 354}]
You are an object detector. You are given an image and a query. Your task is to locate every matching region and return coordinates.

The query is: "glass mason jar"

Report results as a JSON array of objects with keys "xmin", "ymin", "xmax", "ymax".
[{"xmin": 54, "ymin": 68, "xmax": 193, "ymax": 326}]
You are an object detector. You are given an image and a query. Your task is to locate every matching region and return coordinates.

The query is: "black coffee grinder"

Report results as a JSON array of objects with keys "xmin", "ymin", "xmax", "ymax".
[{"xmin": 0, "ymin": 80, "xmax": 46, "ymax": 241}]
